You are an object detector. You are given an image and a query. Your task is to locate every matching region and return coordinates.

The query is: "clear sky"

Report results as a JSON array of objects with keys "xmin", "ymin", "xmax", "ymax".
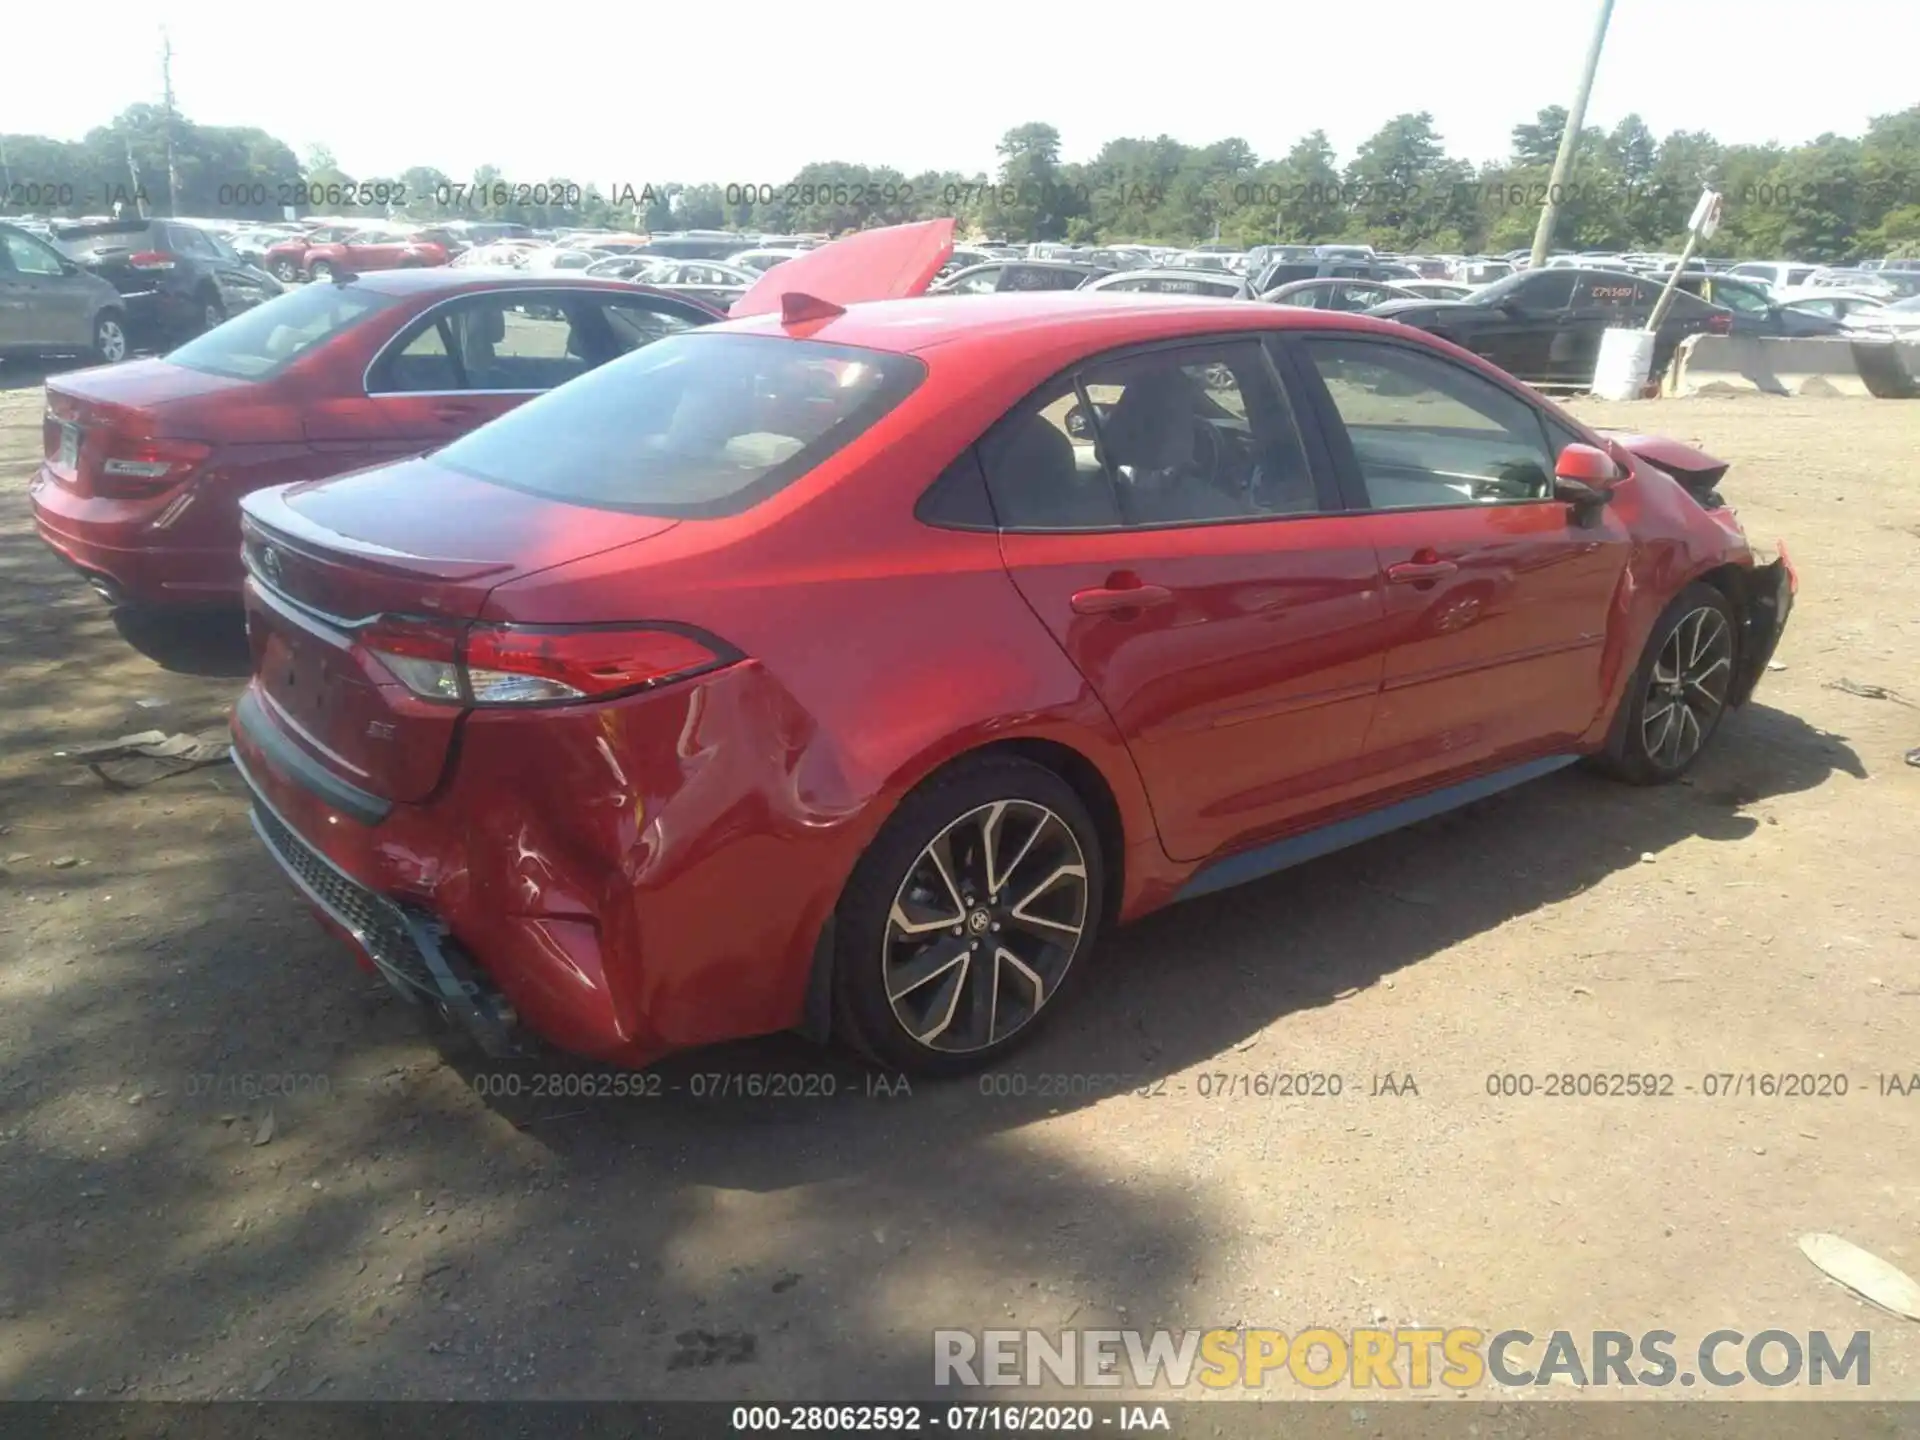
[{"xmin": 3, "ymin": 0, "xmax": 1915, "ymax": 181}]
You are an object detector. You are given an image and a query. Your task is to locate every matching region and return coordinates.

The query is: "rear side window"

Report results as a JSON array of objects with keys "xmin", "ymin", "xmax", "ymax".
[
  {"xmin": 432, "ymin": 333, "xmax": 925, "ymax": 518},
  {"xmin": 165, "ymin": 283, "xmax": 400, "ymax": 380}
]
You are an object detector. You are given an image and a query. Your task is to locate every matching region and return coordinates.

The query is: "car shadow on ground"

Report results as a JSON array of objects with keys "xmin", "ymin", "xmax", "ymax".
[{"xmin": 110, "ymin": 606, "xmax": 252, "ymax": 678}]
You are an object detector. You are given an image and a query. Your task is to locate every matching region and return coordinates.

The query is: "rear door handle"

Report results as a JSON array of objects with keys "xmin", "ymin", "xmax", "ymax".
[
  {"xmin": 1386, "ymin": 560, "xmax": 1459, "ymax": 583},
  {"xmin": 433, "ymin": 402, "xmax": 480, "ymax": 421},
  {"xmin": 1071, "ymin": 583, "xmax": 1173, "ymax": 615}
]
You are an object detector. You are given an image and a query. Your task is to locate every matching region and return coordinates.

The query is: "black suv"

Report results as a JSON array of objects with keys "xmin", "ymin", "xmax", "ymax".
[{"xmin": 50, "ymin": 219, "xmax": 283, "ymax": 347}]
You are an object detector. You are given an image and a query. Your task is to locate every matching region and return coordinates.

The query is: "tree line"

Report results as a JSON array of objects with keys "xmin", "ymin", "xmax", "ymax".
[{"xmin": 4, "ymin": 103, "xmax": 1917, "ymax": 260}]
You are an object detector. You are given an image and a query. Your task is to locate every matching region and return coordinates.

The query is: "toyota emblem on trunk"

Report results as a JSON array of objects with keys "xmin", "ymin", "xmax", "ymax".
[{"xmin": 259, "ymin": 545, "xmax": 282, "ymax": 586}]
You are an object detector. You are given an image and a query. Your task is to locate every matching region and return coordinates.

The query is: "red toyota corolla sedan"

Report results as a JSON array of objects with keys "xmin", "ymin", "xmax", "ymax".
[
  {"xmin": 228, "ymin": 221, "xmax": 1795, "ymax": 1076},
  {"xmin": 29, "ymin": 269, "xmax": 720, "ymax": 610}
]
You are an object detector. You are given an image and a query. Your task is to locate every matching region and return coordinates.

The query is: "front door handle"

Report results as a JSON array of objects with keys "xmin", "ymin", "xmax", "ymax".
[
  {"xmin": 1071, "ymin": 583, "xmax": 1173, "ymax": 615},
  {"xmin": 1386, "ymin": 560, "xmax": 1459, "ymax": 584}
]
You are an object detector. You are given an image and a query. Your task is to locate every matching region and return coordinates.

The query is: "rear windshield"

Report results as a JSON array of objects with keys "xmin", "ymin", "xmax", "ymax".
[
  {"xmin": 432, "ymin": 332, "xmax": 926, "ymax": 518},
  {"xmin": 166, "ymin": 283, "xmax": 400, "ymax": 380}
]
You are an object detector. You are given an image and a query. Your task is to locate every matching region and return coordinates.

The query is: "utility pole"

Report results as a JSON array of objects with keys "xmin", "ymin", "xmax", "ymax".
[
  {"xmin": 1528, "ymin": 0, "xmax": 1617, "ymax": 270},
  {"xmin": 161, "ymin": 27, "xmax": 182, "ymax": 215}
]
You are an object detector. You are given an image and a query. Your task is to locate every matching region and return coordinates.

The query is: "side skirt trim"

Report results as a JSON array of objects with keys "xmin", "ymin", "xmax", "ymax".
[{"xmin": 1174, "ymin": 755, "xmax": 1580, "ymax": 903}]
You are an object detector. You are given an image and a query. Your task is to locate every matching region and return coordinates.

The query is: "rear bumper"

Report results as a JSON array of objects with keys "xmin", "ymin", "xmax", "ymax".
[
  {"xmin": 29, "ymin": 465, "xmax": 242, "ymax": 608},
  {"xmin": 234, "ymin": 745, "xmax": 527, "ymax": 1058},
  {"xmin": 228, "ymin": 661, "xmax": 868, "ymax": 1069},
  {"xmin": 1730, "ymin": 544, "xmax": 1796, "ymax": 708}
]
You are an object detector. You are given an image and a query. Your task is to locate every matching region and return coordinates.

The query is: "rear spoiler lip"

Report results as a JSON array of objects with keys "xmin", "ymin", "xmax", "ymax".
[{"xmin": 241, "ymin": 486, "xmax": 517, "ymax": 583}]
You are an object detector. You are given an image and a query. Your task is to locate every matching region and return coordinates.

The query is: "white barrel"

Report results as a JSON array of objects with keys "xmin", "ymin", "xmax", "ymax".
[{"xmin": 1591, "ymin": 327, "xmax": 1657, "ymax": 400}]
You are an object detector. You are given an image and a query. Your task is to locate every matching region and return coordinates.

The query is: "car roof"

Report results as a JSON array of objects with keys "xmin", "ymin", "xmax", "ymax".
[
  {"xmin": 340, "ymin": 268, "xmax": 708, "ymax": 299},
  {"xmin": 715, "ymin": 291, "xmax": 1418, "ymax": 358}
]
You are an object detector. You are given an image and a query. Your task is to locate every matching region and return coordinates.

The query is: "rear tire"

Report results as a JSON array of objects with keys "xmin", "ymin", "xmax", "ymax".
[
  {"xmin": 830, "ymin": 756, "xmax": 1104, "ymax": 1077},
  {"xmin": 1596, "ymin": 582, "xmax": 1739, "ymax": 785},
  {"xmin": 272, "ymin": 259, "xmax": 300, "ymax": 282}
]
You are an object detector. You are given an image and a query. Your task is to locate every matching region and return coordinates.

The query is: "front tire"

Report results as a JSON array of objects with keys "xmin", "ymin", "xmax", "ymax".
[
  {"xmin": 307, "ymin": 260, "xmax": 335, "ymax": 282},
  {"xmin": 91, "ymin": 312, "xmax": 128, "ymax": 364},
  {"xmin": 831, "ymin": 756, "xmax": 1104, "ymax": 1076},
  {"xmin": 199, "ymin": 294, "xmax": 225, "ymax": 335},
  {"xmin": 1598, "ymin": 582, "xmax": 1738, "ymax": 784}
]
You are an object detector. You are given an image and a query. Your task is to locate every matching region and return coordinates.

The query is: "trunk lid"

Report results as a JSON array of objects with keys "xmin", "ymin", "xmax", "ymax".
[
  {"xmin": 728, "ymin": 218, "xmax": 954, "ymax": 318},
  {"xmin": 43, "ymin": 361, "xmax": 254, "ymax": 497},
  {"xmin": 239, "ymin": 459, "xmax": 679, "ymax": 803}
]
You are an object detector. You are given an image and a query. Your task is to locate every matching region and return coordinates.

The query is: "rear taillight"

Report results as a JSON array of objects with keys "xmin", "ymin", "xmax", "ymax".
[
  {"xmin": 362, "ymin": 620, "xmax": 733, "ymax": 707},
  {"xmin": 1705, "ymin": 312, "xmax": 1733, "ymax": 335},
  {"xmin": 96, "ymin": 437, "xmax": 212, "ymax": 497},
  {"xmin": 128, "ymin": 251, "xmax": 178, "ymax": 270}
]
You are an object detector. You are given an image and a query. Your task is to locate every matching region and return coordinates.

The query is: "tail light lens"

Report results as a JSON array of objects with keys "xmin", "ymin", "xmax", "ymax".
[
  {"xmin": 363, "ymin": 620, "xmax": 733, "ymax": 707},
  {"xmin": 128, "ymin": 251, "xmax": 178, "ymax": 270},
  {"xmin": 96, "ymin": 437, "xmax": 212, "ymax": 497},
  {"xmin": 1705, "ymin": 311, "xmax": 1733, "ymax": 335}
]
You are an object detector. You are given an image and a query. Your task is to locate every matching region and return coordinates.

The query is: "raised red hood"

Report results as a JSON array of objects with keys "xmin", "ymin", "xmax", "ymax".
[{"xmin": 728, "ymin": 219, "xmax": 955, "ymax": 319}]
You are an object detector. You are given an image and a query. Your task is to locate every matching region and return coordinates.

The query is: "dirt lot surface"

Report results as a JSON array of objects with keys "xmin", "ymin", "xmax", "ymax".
[{"xmin": 1, "ymin": 369, "xmax": 1918, "ymax": 1408}]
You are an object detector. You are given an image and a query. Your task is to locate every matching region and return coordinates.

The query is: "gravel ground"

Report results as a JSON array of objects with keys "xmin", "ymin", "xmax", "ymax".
[{"xmin": 1, "ymin": 367, "xmax": 1917, "ymax": 1406}]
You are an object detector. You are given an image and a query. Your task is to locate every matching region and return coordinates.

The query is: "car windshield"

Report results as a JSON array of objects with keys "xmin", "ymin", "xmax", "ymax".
[
  {"xmin": 433, "ymin": 333, "xmax": 925, "ymax": 518},
  {"xmin": 165, "ymin": 283, "xmax": 400, "ymax": 380}
]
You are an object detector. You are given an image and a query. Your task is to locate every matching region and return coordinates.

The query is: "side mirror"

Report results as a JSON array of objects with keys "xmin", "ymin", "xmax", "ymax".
[{"xmin": 1554, "ymin": 443, "xmax": 1622, "ymax": 507}]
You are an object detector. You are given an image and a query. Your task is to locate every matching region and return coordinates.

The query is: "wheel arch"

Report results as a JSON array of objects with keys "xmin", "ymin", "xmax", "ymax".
[{"xmin": 798, "ymin": 731, "xmax": 1134, "ymax": 1046}]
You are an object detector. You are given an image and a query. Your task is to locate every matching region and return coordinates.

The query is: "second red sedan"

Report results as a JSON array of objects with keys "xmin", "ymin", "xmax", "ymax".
[
  {"xmin": 29, "ymin": 269, "xmax": 720, "ymax": 610},
  {"xmin": 227, "ymin": 222, "xmax": 1796, "ymax": 1077}
]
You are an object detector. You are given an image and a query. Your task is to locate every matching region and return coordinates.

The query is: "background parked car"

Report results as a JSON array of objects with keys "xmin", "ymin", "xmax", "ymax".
[
  {"xmin": 299, "ymin": 227, "xmax": 450, "ymax": 282},
  {"xmin": 28, "ymin": 270, "xmax": 720, "ymax": 612},
  {"xmin": 1842, "ymin": 294, "xmax": 1920, "ymax": 336},
  {"xmin": 1079, "ymin": 268, "xmax": 1250, "ymax": 298},
  {"xmin": 631, "ymin": 260, "xmax": 760, "ymax": 308},
  {"xmin": 1249, "ymin": 256, "xmax": 1419, "ymax": 293},
  {"xmin": 1262, "ymin": 278, "xmax": 1421, "ymax": 311},
  {"xmin": 726, "ymin": 247, "xmax": 810, "ymax": 273},
  {"xmin": 1370, "ymin": 267, "xmax": 1732, "ymax": 386},
  {"xmin": 52, "ymin": 217, "xmax": 283, "ymax": 347},
  {"xmin": 1673, "ymin": 273, "xmax": 1847, "ymax": 336},
  {"xmin": 931, "ymin": 260, "xmax": 1114, "ymax": 294},
  {"xmin": 1395, "ymin": 279, "xmax": 1478, "ymax": 300},
  {"xmin": 1775, "ymin": 289, "xmax": 1889, "ymax": 323},
  {"xmin": 0, "ymin": 220, "xmax": 131, "ymax": 364}
]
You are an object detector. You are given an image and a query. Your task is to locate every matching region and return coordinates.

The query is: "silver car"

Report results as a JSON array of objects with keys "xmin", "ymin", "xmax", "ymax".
[{"xmin": 0, "ymin": 221, "xmax": 130, "ymax": 363}]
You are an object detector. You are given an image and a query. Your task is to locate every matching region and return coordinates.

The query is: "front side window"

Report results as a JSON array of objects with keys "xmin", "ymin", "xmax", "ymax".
[
  {"xmin": 433, "ymin": 333, "xmax": 925, "ymax": 518},
  {"xmin": 979, "ymin": 341, "xmax": 1322, "ymax": 531},
  {"xmin": 2, "ymin": 229, "xmax": 66, "ymax": 277},
  {"xmin": 1302, "ymin": 338, "xmax": 1556, "ymax": 510}
]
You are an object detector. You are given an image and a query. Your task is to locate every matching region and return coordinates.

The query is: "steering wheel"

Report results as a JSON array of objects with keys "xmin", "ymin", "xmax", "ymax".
[{"xmin": 1189, "ymin": 418, "xmax": 1225, "ymax": 492}]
